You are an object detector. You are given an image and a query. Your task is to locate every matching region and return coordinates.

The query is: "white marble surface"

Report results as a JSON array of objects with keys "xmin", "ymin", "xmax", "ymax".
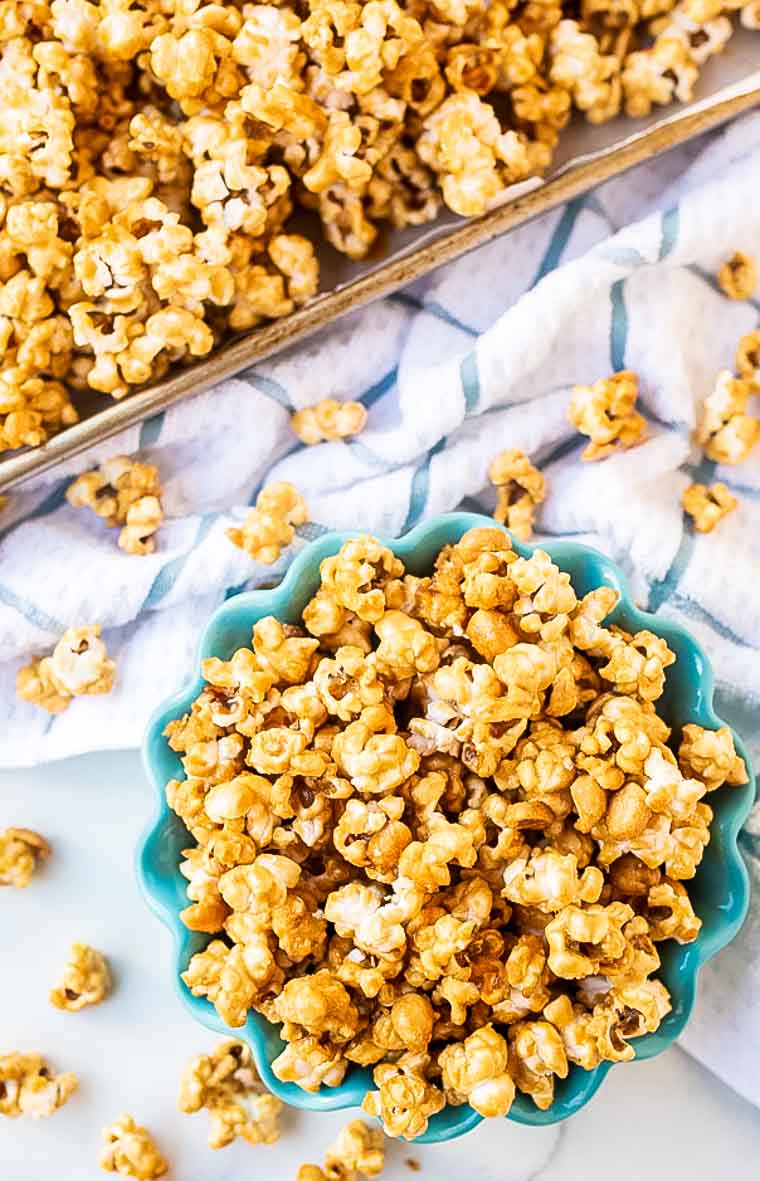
[{"xmin": 3, "ymin": 749, "xmax": 760, "ymax": 1181}]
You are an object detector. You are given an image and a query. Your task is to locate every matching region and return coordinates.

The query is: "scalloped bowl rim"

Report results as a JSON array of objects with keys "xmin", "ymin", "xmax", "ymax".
[{"xmin": 137, "ymin": 512, "xmax": 754, "ymax": 1142}]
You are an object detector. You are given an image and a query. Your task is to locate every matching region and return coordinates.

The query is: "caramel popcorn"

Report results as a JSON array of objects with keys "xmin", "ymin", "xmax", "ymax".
[
  {"xmin": 167, "ymin": 528, "xmax": 742, "ymax": 1137},
  {"xmin": 99, "ymin": 1115, "xmax": 168, "ymax": 1179},
  {"xmin": 508, "ymin": 1020, "xmax": 568, "ymax": 1109},
  {"xmin": 417, "ymin": 91, "xmax": 533, "ymax": 218},
  {"xmin": 67, "ymin": 456, "xmax": 163, "ymax": 555},
  {"xmin": 50, "ymin": 942, "xmax": 111, "ymax": 1011},
  {"xmin": 736, "ymin": 330, "xmax": 760, "ymax": 391},
  {"xmin": 362, "ymin": 1052, "xmax": 445, "ymax": 1139},
  {"xmin": 549, "ymin": 20, "xmax": 621, "ymax": 124},
  {"xmin": 678, "ymin": 723, "xmax": 748, "ymax": 791},
  {"xmin": 488, "ymin": 449, "xmax": 546, "ymax": 540},
  {"xmin": 568, "ymin": 370, "xmax": 647, "ymax": 460},
  {"xmin": 682, "ymin": 481, "xmax": 738, "ymax": 532},
  {"xmin": 2, "ymin": 0, "xmax": 756, "ymax": 450},
  {"xmin": 227, "ymin": 481, "xmax": 309, "ymax": 564},
  {"xmin": 717, "ymin": 251, "xmax": 758, "ymax": 301},
  {"xmin": 696, "ymin": 370, "xmax": 760, "ymax": 464},
  {"xmin": 300, "ymin": 1119, "xmax": 385, "ymax": 1181},
  {"xmin": 292, "ymin": 398, "xmax": 368, "ymax": 445},
  {"xmin": 16, "ymin": 625, "xmax": 116, "ymax": 714},
  {"xmin": 0, "ymin": 1053, "xmax": 77, "ymax": 1119},
  {"xmin": 439, "ymin": 1024, "xmax": 515, "ymax": 1117},
  {"xmin": 0, "ymin": 827, "xmax": 50, "ymax": 888},
  {"xmin": 178, "ymin": 1038, "xmax": 282, "ymax": 1149}
]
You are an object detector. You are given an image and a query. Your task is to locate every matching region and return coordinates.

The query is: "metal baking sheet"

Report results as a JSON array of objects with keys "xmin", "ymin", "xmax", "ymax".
[{"xmin": 2, "ymin": 39, "xmax": 759, "ymax": 491}]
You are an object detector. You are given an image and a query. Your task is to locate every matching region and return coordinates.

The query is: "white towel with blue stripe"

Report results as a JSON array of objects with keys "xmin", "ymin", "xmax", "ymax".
[{"xmin": 2, "ymin": 109, "xmax": 760, "ymax": 1109}]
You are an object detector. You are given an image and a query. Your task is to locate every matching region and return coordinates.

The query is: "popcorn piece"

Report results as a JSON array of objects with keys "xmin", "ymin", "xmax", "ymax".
[
  {"xmin": 696, "ymin": 370, "xmax": 760, "ymax": 465},
  {"xmin": 642, "ymin": 747, "xmax": 706, "ymax": 821},
  {"xmin": 550, "ymin": 20, "xmax": 621, "ymax": 124},
  {"xmin": 678, "ymin": 723, "xmax": 747, "ymax": 791},
  {"xmin": 645, "ymin": 879, "xmax": 701, "ymax": 943},
  {"xmin": 568, "ymin": 370, "xmax": 647, "ymax": 460},
  {"xmin": 50, "ymin": 942, "xmax": 111, "ymax": 1011},
  {"xmin": 314, "ymin": 645, "xmax": 385, "ymax": 720},
  {"xmin": 99, "ymin": 1114, "xmax": 168, "ymax": 1179},
  {"xmin": 292, "ymin": 398, "xmax": 368, "ymax": 445},
  {"xmin": 488, "ymin": 449, "xmax": 546, "ymax": 540},
  {"xmin": 67, "ymin": 456, "xmax": 163, "ymax": 555},
  {"xmin": 182, "ymin": 939, "xmax": 277, "ymax": 1028},
  {"xmin": 439, "ymin": 1024, "xmax": 515, "ymax": 1117},
  {"xmin": 325, "ymin": 1119, "xmax": 385, "ymax": 1179},
  {"xmin": 736, "ymin": 330, "xmax": 760, "ymax": 391},
  {"xmin": 717, "ymin": 251, "xmax": 758, "ymax": 301},
  {"xmin": 502, "ymin": 848, "xmax": 603, "ymax": 912},
  {"xmin": 374, "ymin": 610, "xmax": 441, "ymax": 679},
  {"xmin": 178, "ymin": 1038, "xmax": 283, "ymax": 1149},
  {"xmin": 0, "ymin": 827, "xmax": 50, "ymax": 887},
  {"xmin": 544, "ymin": 901, "xmax": 634, "ymax": 979},
  {"xmin": 362, "ymin": 1052, "xmax": 445, "ymax": 1139},
  {"xmin": 227, "ymin": 482, "xmax": 309, "ymax": 564},
  {"xmin": 682, "ymin": 482, "xmax": 738, "ymax": 533},
  {"xmin": 321, "ymin": 537, "xmax": 404, "ymax": 623},
  {"xmin": 16, "ymin": 625, "xmax": 116, "ymax": 714},
  {"xmin": 417, "ymin": 91, "xmax": 532, "ymax": 218},
  {"xmin": 333, "ymin": 796, "xmax": 412, "ymax": 881},
  {"xmin": 508, "ymin": 1020, "xmax": 568, "ymax": 1109},
  {"xmin": 272, "ymin": 970, "xmax": 359, "ymax": 1041},
  {"xmin": 272, "ymin": 1035, "xmax": 348, "ymax": 1092},
  {"xmin": 597, "ymin": 630, "xmax": 675, "ymax": 702},
  {"xmin": 0, "ymin": 1053, "xmax": 77, "ymax": 1119},
  {"xmin": 333, "ymin": 707, "xmax": 420, "ymax": 793}
]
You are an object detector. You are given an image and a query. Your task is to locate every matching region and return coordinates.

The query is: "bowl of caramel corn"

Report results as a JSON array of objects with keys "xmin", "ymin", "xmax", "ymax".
[{"xmin": 139, "ymin": 512, "xmax": 754, "ymax": 1141}]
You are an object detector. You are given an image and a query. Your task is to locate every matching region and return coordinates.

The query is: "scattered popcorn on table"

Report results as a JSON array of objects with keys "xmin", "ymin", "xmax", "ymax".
[
  {"xmin": 696, "ymin": 370, "xmax": 760, "ymax": 464},
  {"xmin": 16, "ymin": 626, "xmax": 116, "ymax": 714},
  {"xmin": 0, "ymin": 827, "xmax": 50, "ymax": 888},
  {"xmin": 292, "ymin": 399, "xmax": 368, "ymax": 445},
  {"xmin": 67, "ymin": 458, "xmax": 164, "ymax": 556},
  {"xmin": 166, "ymin": 527, "xmax": 747, "ymax": 1138},
  {"xmin": 568, "ymin": 370, "xmax": 647, "ymax": 460},
  {"xmin": 298, "ymin": 1119, "xmax": 385, "ymax": 1181},
  {"xmin": 717, "ymin": 251, "xmax": 758, "ymax": 301},
  {"xmin": 0, "ymin": 1053, "xmax": 77, "ymax": 1119},
  {"xmin": 50, "ymin": 943, "xmax": 111, "ymax": 1012},
  {"xmin": 682, "ymin": 482, "xmax": 738, "ymax": 533},
  {"xmin": 99, "ymin": 1115, "xmax": 168, "ymax": 1180},
  {"xmin": 227, "ymin": 481, "xmax": 309, "ymax": 564},
  {"xmin": 488, "ymin": 449, "xmax": 546, "ymax": 540},
  {"xmin": 178, "ymin": 1038, "xmax": 282, "ymax": 1149}
]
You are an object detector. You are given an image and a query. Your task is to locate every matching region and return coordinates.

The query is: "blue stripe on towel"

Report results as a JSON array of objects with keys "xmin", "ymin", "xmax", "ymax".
[
  {"xmin": 659, "ymin": 207, "xmax": 679, "ymax": 260},
  {"xmin": 403, "ymin": 438, "xmax": 446, "ymax": 531},
  {"xmin": 0, "ymin": 479, "xmax": 70, "ymax": 545},
  {"xmin": 610, "ymin": 279, "xmax": 628, "ymax": 371},
  {"xmin": 649, "ymin": 457, "xmax": 715, "ymax": 612},
  {"xmin": 142, "ymin": 513, "xmax": 220, "ymax": 610},
  {"xmin": 0, "ymin": 583, "xmax": 65, "ymax": 634},
  {"xmin": 460, "ymin": 351, "xmax": 480, "ymax": 413},
  {"xmin": 531, "ymin": 198, "xmax": 585, "ymax": 287}
]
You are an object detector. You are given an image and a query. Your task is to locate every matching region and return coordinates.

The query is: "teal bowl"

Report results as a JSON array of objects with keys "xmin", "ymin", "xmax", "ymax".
[{"xmin": 137, "ymin": 512, "xmax": 754, "ymax": 1141}]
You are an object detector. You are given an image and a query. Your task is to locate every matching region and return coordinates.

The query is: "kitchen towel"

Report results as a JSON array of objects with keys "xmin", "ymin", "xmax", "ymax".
[{"xmin": 2, "ymin": 108, "xmax": 760, "ymax": 1109}]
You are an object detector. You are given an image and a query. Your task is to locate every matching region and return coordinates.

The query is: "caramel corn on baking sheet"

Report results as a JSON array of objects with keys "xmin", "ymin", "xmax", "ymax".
[{"xmin": 1, "ymin": 41, "xmax": 759, "ymax": 493}]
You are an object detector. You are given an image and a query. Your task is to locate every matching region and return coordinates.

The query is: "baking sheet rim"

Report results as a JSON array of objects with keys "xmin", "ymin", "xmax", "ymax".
[{"xmin": 3, "ymin": 68, "xmax": 760, "ymax": 492}]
